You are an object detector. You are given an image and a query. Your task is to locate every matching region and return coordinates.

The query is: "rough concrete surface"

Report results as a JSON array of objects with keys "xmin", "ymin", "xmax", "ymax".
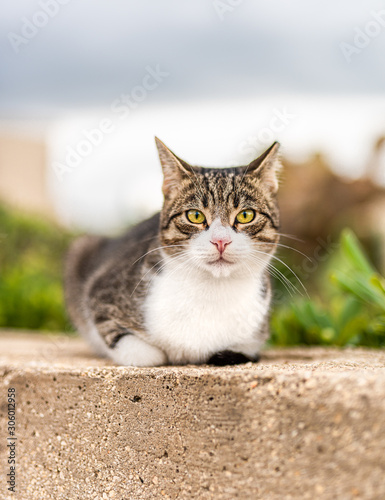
[{"xmin": 0, "ymin": 331, "xmax": 384, "ymax": 500}]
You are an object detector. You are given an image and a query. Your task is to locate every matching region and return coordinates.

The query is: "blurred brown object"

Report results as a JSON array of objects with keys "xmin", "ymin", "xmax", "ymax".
[
  {"xmin": 278, "ymin": 139, "xmax": 385, "ymax": 270},
  {"xmin": 0, "ymin": 133, "xmax": 53, "ymax": 219}
]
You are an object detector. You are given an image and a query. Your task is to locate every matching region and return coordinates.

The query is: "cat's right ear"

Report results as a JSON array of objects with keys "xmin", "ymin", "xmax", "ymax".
[{"xmin": 155, "ymin": 137, "xmax": 191, "ymax": 197}]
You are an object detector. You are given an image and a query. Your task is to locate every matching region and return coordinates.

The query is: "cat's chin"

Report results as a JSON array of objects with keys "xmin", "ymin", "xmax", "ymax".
[{"xmin": 204, "ymin": 259, "xmax": 236, "ymax": 278}]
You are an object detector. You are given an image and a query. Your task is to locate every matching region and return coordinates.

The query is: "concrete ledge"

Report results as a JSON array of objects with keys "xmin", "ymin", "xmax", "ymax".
[{"xmin": 1, "ymin": 331, "xmax": 385, "ymax": 500}]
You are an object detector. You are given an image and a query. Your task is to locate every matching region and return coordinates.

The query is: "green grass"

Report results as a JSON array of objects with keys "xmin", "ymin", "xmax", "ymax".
[
  {"xmin": 270, "ymin": 229, "xmax": 385, "ymax": 347},
  {"xmin": 0, "ymin": 204, "xmax": 73, "ymax": 332}
]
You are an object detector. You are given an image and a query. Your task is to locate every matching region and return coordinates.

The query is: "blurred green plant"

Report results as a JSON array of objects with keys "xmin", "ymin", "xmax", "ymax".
[
  {"xmin": 0, "ymin": 204, "xmax": 73, "ymax": 331},
  {"xmin": 270, "ymin": 229, "xmax": 385, "ymax": 347}
]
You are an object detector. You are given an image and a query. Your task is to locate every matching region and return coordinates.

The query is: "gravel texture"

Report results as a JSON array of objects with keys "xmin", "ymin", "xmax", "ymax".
[{"xmin": 0, "ymin": 331, "xmax": 384, "ymax": 500}]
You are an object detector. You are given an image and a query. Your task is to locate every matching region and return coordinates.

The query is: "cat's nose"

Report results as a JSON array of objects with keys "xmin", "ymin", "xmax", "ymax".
[{"xmin": 210, "ymin": 236, "xmax": 232, "ymax": 255}]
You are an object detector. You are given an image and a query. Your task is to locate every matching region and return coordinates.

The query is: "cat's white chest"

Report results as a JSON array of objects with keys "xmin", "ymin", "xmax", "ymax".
[{"xmin": 143, "ymin": 264, "xmax": 268, "ymax": 363}]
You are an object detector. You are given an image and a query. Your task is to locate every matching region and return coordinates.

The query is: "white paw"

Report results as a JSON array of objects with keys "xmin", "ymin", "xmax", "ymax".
[{"xmin": 109, "ymin": 335, "xmax": 167, "ymax": 367}]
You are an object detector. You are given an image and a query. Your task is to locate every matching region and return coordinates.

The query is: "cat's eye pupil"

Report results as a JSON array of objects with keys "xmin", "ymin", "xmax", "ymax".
[
  {"xmin": 187, "ymin": 209, "xmax": 205, "ymax": 224},
  {"xmin": 236, "ymin": 209, "xmax": 255, "ymax": 224}
]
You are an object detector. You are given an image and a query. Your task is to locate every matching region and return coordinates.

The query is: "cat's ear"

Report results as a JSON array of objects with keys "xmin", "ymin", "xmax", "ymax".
[
  {"xmin": 246, "ymin": 142, "xmax": 281, "ymax": 193},
  {"xmin": 155, "ymin": 137, "xmax": 192, "ymax": 196}
]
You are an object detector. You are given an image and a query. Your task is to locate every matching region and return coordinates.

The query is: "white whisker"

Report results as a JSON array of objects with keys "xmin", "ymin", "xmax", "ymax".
[
  {"xmin": 256, "ymin": 241, "xmax": 312, "ymax": 261},
  {"xmin": 131, "ymin": 251, "xmax": 189, "ymax": 297},
  {"xmin": 131, "ymin": 244, "xmax": 187, "ymax": 266},
  {"xmin": 249, "ymin": 252, "xmax": 298, "ymax": 296},
  {"xmin": 143, "ymin": 251, "xmax": 193, "ymax": 296},
  {"xmin": 250, "ymin": 249, "xmax": 308, "ymax": 297},
  {"xmin": 275, "ymin": 232, "xmax": 304, "ymax": 243}
]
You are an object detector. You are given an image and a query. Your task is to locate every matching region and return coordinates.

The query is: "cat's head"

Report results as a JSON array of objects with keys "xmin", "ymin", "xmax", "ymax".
[{"xmin": 156, "ymin": 137, "xmax": 281, "ymax": 279}]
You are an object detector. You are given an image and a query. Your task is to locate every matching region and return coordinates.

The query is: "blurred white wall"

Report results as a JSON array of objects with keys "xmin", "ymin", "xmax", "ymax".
[{"xmin": 46, "ymin": 95, "xmax": 385, "ymax": 233}]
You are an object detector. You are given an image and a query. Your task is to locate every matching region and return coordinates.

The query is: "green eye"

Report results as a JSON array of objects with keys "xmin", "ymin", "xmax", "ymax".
[
  {"xmin": 236, "ymin": 209, "xmax": 255, "ymax": 224},
  {"xmin": 187, "ymin": 209, "xmax": 206, "ymax": 224}
]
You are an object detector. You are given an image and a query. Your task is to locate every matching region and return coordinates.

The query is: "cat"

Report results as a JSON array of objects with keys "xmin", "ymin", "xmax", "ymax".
[{"xmin": 64, "ymin": 137, "xmax": 281, "ymax": 367}]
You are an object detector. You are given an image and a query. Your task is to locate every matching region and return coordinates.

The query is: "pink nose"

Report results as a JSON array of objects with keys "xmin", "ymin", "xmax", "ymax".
[{"xmin": 210, "ymin": 236, "xmax": 232, "ymax": 255}]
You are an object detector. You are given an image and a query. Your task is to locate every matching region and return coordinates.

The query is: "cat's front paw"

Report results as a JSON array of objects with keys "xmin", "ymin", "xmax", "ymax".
[
  {"xmin": 206, "ymin": 350, "xmax": 260, "ymax": 366},
  {"xmin": 111, "ymin": 335, "xmax": 168, "ymax": 367}
]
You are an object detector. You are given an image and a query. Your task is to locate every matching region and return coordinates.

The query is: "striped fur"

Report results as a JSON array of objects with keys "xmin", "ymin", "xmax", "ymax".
[{"xmin": 64, "ymin": 138, "xmax": 281, "ymax": 366}]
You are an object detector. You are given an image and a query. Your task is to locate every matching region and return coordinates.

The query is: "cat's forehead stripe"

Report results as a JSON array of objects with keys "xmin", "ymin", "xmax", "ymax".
[
  {"xmin": 161, "ymin": 163, "xmax": 279, "ymax": 237},
  {"xmin": 179, "ymin": 173, "xmax": 267, "ymax": 210}
]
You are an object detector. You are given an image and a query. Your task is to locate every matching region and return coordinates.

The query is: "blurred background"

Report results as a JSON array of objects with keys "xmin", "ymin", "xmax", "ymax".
[{"xmin": 1, "ymin": 0, "xmax": 384, "ymax": 346}]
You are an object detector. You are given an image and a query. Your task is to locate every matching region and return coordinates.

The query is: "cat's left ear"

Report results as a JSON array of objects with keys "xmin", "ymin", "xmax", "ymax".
[
  {"xmin": 246, "ymin": 142, "xmax": 281, "ymax": 193},
  {"xmin": 155, "ymin": 137, "xmax": 192, "ymax": 197}
]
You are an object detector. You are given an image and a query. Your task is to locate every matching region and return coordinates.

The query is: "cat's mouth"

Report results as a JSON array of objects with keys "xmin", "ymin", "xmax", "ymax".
[{"xmin": 207, "ymin": 256, "xmax": 234, "ymax": 265}]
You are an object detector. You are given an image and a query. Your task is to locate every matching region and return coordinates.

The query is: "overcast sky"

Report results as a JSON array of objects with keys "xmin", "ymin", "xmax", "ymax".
[{"xmin": 1, "ymin": 0, "xmax": 385, "ymax": 117}]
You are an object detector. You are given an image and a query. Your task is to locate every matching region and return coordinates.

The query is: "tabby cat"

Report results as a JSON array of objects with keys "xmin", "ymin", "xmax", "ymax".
[{"xmin": 64, "ymin": 138, "xmax": 281, "ymax": 366}]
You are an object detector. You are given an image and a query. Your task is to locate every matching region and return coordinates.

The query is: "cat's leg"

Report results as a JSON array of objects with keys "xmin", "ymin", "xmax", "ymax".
[
  {"xmin": 89, "ymin": 315, "xmax": 168, "ymax": 367},
  {"xmin": 87, "ymin": 301, "xmax": 168, "ymax": 366},
  {"xmin": 108, "ymin": 334, "xmax": 168, "ymax": 367}
]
